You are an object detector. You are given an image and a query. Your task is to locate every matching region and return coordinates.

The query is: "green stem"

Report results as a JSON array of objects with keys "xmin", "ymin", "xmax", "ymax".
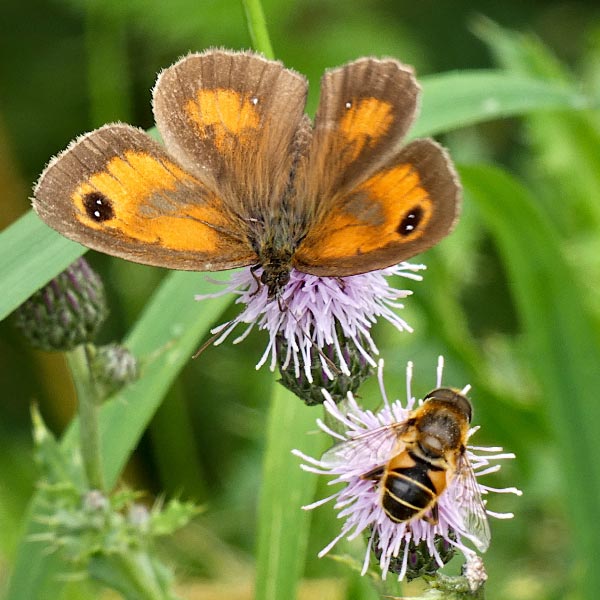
[
  {"xmin": 85, "ymin": 0, "xmax": 132, "ymax": 126},
  {"xmin": 255, "ymin": 383, "xmax": 325, "ymax": 600},
  {"xmin": 241, "ymin": 0, "xmax": 274, "ymax": 58},
  {"xmin": 90, "ymin": 550, "xmax": 181, "ymax": 600},
  {"xmin": 66, "ymin": 345, "xmax": 105, "ymax": 491}
]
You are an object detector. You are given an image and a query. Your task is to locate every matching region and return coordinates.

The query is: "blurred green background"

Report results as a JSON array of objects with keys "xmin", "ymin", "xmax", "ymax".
[{"xmin": 2, "ymin": 1, "xmax": 600, "ymax": 599}]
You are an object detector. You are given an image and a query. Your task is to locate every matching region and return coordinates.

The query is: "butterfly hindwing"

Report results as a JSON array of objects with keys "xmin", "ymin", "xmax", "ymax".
[{"xmin": 294, "ymin": 139, "xmax": 461, "ymax": 276}]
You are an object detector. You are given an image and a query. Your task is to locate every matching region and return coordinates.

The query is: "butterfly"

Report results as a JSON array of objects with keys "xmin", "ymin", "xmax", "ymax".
[{"xmin": 33, "ymin": 49, "xmax": 461, "ymax": 299}]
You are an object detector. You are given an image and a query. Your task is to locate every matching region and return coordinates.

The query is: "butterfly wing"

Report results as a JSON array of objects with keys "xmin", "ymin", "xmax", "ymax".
[
  {"xmin": 153, "ymin": 50, "xmax": 309, "ymax": 218},
  {"xmin": 294, "ymin": 138, "xmax": 461, "ymax": 275},
  {"xmin": 298, "ymin": 57, "xmax": 420, "ymax": 202},
  {"xmin": 33, "ymin": 124, "xmax": 256, "ymax": 271}
]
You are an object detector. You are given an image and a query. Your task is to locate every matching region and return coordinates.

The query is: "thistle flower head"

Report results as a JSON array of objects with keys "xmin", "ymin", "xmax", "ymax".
[
  {"xmin": 196, "ymin": 263, "xmax": 424, "ymax": 401},
  {"xmin": 294, "ymin": 358, "xmax": 522, "ymax": 581}
]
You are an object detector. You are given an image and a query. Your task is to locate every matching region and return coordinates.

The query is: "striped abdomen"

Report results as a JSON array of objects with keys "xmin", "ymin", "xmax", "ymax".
[{"xmin": 381, "ymin": 451, "xmax": 448, "ymax": 523}]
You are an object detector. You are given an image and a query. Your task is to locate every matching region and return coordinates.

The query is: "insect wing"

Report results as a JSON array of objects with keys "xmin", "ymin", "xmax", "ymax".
[
  {"xmin": 33, "ymin": 124, "xmax": 257, "ymax": 271},
  {"xmin": 453, "ymin": 454, "xmax": 491, "ymax": 552},
  {"xmin": 320, "ymin": 423, "xmax": 406, "ymax": 471},
  {"xmin": 294, "ymin": 139, "xmax": 460, "ymax": 277}
]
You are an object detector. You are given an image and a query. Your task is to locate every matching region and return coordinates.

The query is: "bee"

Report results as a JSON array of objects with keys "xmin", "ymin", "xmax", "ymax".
[{"xmin": 321, "ymin": 387, "xmax": 490, "ymax": 551}]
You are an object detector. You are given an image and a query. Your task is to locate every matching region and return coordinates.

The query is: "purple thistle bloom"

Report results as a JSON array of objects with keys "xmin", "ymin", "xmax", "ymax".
[
  {"xmin": 293, "ymin": 358, "xmax": 522, "ymax": 580},
  {"xmin": 196, "ymin": 263, "xmax": 424, "ymax": 381}
]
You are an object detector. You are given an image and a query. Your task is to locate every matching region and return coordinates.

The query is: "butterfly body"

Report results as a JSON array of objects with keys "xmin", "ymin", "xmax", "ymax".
[{"xmin": 33, "ymin": 50, "xmax": 461, "ymax": 298}]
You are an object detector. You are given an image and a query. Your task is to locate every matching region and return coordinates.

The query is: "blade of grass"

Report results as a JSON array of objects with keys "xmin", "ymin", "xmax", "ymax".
[
  {"xmin": 474, "ymin": 17, "xmax": 600, "ymax": 237},
  {"xmin": 85, "ymin": 0, "xmax": 133, "ymax": 127},
  {"xmin": 255, "ymin": 384, "xmax": 326, "ymax": 600},
  {"xmin": 461, "ymin": 164, "xmax": 600, "ymax": 598},
  {"xmin": 0, "ymin": 212, "xmax": 84, "ymax": 321},
  {"xmin": 412, "ymin": 70, "xmax": 589, "ymax": 139},
  {"xmin": 5, "ymin": 270, "xmax": 234, "ymax": 599},
  {"xmin": 89, "ymin": 270, "xmax": 234, "ymax": 486}
]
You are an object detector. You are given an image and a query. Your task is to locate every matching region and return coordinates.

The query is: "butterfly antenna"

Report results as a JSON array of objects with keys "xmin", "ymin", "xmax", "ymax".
[
  {"xmin": 192, "ymin": 317, "xmax": 238, "ymax": 359},
  {"xmin": 278, "ymin": 294, "xmax": 342, "ymax": 377},
  {"xmin": 192, "ymin": 330, "xmax": 221, "ymax": 359}
]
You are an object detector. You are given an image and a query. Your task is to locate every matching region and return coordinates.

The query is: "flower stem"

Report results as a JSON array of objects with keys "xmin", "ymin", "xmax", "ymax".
[
  {"xmin": 85, "ymin": 0, "xmax": 133, "ymax": 127},
  {"xmin": 66, "ymin": 344, "xmax": 105, "ymax": 491},
  {"xmin": 90, "ymin": 550, "xmax": 181, "ymax": 600},
  {"xmin": 241, "ymin": 0, "xmax": 274, "ymax": 59},
  {"xmin": 255, "ymin": 383, "xmax": 326, "ymax": 600}
]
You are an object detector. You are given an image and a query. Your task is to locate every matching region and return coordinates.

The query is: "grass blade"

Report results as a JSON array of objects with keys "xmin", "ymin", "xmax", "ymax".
[
  {"xmin": 461, "ymin": 164, "xmax": 600, "ymax": 598},
  {"xmin": 255, "ymin": 384, "xmax": 326, "ymax": 600},
  {"xmin": 0, "ymin": 212, "xmax": 84, "ymax": 321},
  {"xmin": 413, "ymin": 70, "xmax": 588, "ymax": 138}
]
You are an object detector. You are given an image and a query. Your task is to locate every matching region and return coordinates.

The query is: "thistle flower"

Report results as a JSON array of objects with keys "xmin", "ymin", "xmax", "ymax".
[
  {"xmin": 196, "ymin": 263, "xmax": 424, "ymax": 396},
  {"xmin": 294, "ymin": 358, "xmax": 522, "ymax": 581}
]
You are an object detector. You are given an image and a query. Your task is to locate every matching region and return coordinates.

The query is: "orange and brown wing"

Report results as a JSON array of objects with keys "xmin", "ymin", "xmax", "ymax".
[
  {"xmin": 33, "ymin": 124, "xmax": 256, "ymax": 271},
  {"xmin": 153, "ymin": 50, "xmax": 308, "ymax": 213},
  {"xmin": 294, "ymin": 139, "xmax": 461, "ymax": 276},
  {"xmin": 297, "ymin": 57, "xmax": 420, "ymax": 204}
]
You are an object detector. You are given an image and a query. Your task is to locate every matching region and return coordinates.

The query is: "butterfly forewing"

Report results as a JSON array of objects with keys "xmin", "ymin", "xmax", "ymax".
[
  {"xmin": 33, "ymin": 124, "xmax": 257, "ymax": 271},
  {"xmin": 153, "ymin": 50, "xmax": 309, "ymax": 216}
]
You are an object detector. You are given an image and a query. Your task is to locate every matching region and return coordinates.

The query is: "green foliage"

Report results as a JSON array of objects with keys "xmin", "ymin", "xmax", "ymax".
[
  {"xmin": 29, "ymin": 407, "xmax": 200, "ymax": 600},
  {"xmin": 1, "ymin": 2, "xmax": 599, "ymax": 599}
]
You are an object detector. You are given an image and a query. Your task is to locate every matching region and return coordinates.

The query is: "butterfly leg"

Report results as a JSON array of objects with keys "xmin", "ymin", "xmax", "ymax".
[
  {"xmin": 277, "ymin": 293, "xmax": 288, "ymax": 313},
  {"xmin": 249, "ymin": 264, "xmax": 263, "ymax": 297}
]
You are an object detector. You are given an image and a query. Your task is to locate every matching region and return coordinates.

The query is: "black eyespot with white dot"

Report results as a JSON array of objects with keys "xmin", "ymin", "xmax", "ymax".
[
  {"xmin": 83, "ymin": 192, "xmax": 114, "ymax": 222},
  {"xmin": 397, "ymin": 206, "xmax": 424, "ymax": 236}
]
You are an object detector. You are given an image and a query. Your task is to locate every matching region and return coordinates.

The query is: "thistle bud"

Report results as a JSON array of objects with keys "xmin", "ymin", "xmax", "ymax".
[
  {"xmin": 404, "ymin": 533, "xmax": 457, "ymax": 581},
  {"xmin": 90, "ymin": 343, "xmax": 138, "ymax": 397},
  {"xmin": 276, "ymin": 326, "xmax": 373, "ymax": 405},
  {"xmin": 14, "ymin": 258, "xmax": 107, "ymax": 351}
]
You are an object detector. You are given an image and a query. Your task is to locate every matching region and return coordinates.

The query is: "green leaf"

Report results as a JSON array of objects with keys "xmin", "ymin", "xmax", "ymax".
[
  {"xmin": 89, "ymin": 270, "xmax": 233, "ymax": 487},
  {"xmin": 255, "ymin": 384, "xmax": 326, "ymax": 600},
  {"xmin": 471, "ymin": 16, "xmax": 570, "ymax": 80},
  {"xmin": 412, "ymin": 70, "xmax": 588, "ymax": 139},
  {"xmin": 0, "ymin": 212, "xmax": 85, "ymax": 321},
  {"xmin": 461, "ymin": 164, "xmax": 600, "ymax": 598},
  {"xmin": 474, "ymin": 17, "xmax": 600, "ymax": 240},
  {"xmin": 5, "ymin": 270, "xmax": 233, "ymax": 599}
]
